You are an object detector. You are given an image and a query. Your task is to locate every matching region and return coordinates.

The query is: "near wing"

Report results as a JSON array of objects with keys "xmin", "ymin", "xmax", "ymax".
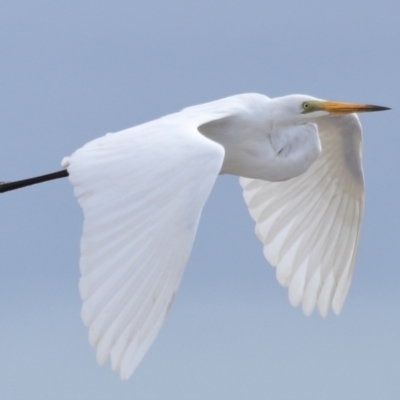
[
  {"xmin": 65, "ymin": 116, "xmax": 224, "ymax": 379},
  {"xmin": 240, "ymin": 114, "xmax": 364, "ymax": 317}
]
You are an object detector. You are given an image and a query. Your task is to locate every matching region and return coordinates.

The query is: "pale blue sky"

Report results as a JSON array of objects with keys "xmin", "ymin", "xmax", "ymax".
[{"xmin": 0, "ymin": 1, "xmax": 399, "ymax": 399}]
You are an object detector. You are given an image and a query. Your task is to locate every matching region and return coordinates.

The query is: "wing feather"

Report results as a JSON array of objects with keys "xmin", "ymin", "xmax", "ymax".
[
  {"xmin": 67, "ymin": 116, "xmax": 224, "ymax": 379},
  {"xmin": 240, "ymin": 114, "xmax": 364, "ymax": 316}
]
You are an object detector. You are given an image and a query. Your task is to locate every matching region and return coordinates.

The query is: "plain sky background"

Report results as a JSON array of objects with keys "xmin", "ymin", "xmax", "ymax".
[{"xmin": 0, "ymin": 1, "xmax": 399, "ymax": 399}]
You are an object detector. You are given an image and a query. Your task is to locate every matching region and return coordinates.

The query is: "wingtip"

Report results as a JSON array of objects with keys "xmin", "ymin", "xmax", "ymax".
[{"xmin": 302, "ymin": 304, "xmax": 314, "ymax": 317}]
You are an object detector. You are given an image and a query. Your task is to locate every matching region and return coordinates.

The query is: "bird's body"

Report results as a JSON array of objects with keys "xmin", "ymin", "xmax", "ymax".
[
  {"xmin": 179, "ymin": 93, "xmax": 322, "ymax": 181},
  {"xmin": 0, "ymin": 93, "xmax": 389, "ymax": 380}
]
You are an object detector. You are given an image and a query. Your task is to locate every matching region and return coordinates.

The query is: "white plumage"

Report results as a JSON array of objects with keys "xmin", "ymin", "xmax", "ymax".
[
  {"xmin": 59, "ymin": 93, "xmax": 386, "ymax": 379},
  {"xmin": 66, "ymin": 115, "xmax": 224, "ymax": 379},
  {"xmin": 240, "ymin": 114, "xmax": 364, "ymax": 317}
]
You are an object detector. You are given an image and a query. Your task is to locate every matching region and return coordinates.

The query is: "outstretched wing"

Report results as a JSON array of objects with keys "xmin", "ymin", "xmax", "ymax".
[
  {"xmin": 65, "ymin": 116, "xmax": 224, "ymax": 379},
  {"xmin": 240, "ymin": 114, "xmax": 364, "ymax": 317}
]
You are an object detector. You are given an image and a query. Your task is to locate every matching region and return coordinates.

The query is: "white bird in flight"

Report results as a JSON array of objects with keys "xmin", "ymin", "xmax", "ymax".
[{"xmin": 0, "ymin": 93, "xmax": 389, "ymax": 379}]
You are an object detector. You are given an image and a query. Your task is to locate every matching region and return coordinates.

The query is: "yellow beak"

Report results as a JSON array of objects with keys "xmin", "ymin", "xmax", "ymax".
[{"xmin": 322, "ymin": 101, "xmax": 390, "ymax": 114}]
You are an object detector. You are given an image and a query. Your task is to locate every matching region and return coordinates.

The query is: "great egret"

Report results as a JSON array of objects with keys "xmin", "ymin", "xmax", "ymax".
[{"xmin": 0, "ymin": 93, "xmax": 389, "ymax": 380}]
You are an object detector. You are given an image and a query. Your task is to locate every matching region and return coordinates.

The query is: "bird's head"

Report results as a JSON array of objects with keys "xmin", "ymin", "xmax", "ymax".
[
  {"xmin": 273, "ymin": 94, "xmax": 390, "ymax": 123},
  {"xmin": 301, "ymin": 99, "xmax": 390, "ymax": 116}
]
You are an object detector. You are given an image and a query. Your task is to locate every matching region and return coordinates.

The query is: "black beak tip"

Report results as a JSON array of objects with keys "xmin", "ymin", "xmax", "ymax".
[{"xmin": 369, "ymin": 105, "xmax": 391, "ymax": 112}]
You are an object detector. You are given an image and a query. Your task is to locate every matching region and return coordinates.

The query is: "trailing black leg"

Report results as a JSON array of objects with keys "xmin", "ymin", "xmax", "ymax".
[{"xmin": 0, "ymin": 169, "xmax": 69, "ymax": 193}]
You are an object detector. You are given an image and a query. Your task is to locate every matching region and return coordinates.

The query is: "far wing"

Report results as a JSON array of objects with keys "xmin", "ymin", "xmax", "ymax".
[
  {"xmin": 240, "ymin": 114, "xmax": 364, "ymax": 317},
  {"xmin": 65, "ymin": 117, "xmax": 224, "ymax": 379}
]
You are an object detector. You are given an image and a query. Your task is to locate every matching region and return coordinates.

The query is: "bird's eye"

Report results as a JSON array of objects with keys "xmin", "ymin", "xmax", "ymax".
[{"xmin": 302, "ymin": 102, "xmax": 310, "ymax": 110}]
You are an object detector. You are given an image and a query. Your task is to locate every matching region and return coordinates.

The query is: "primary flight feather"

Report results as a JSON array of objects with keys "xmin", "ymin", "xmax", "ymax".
[{"xmin": 0, "ymin": 93, "xmax": 389, "ymax": 379}]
